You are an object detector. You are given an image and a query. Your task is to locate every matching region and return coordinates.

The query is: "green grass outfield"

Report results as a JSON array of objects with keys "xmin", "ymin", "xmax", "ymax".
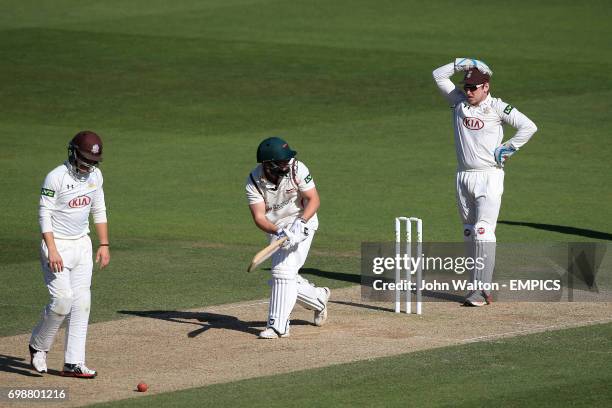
[
  {"xmin": 90, "ymin": 322, "xmax": 612, "ymax": 408},
  {"xmin": 1, "ymin": 0, "xmax": 611, "ymax": 406}
]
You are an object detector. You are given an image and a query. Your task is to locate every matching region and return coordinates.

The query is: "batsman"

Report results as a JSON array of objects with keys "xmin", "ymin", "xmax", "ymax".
[
  {"xmin": 245, "ymin": 137, "xmax": 330, "ymax": 339},
  {"xmin": 433, "ymin": 58, "xmax": 538, "ymax": 306}
]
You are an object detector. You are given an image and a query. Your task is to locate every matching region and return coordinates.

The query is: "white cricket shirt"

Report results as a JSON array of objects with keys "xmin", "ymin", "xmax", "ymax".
[
  {"xmin": 433, "ymin": 62, "xmax": 537, "ymax": 171},
  {"xmin": 246, "ymin": 158, "xmax": 319, "ymax": 229},
  {"xmin": 39, "ymin": 162, "xmax": 107, "ymax": 239}
]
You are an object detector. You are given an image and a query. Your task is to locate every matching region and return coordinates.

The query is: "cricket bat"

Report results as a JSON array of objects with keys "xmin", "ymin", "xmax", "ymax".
[{"xmin": 247, "ymin": 237, "xmax": 288, "ymax": 272}]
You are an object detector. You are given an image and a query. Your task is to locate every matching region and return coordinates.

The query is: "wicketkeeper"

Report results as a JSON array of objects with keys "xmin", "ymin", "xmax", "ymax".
[
  {"xmin": 29, "ymin": 131, "xmax": 110, "ymax": 377},
  {"xmin": 433, "ymin": 58, "xmax": 538, "ymax": 306},
  {"xmin": 246, "ymin": 137, "xmax": 330, "ymax": 339}
]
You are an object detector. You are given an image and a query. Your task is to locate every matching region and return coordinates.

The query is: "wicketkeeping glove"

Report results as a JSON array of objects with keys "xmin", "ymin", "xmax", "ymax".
[
  {"xmin": 454, "ymin": 57, "xmax": 493, "ymax": 76},
  {"xmin": 494, "ymin": 143, "xmax": 517, "ymax": 167}
]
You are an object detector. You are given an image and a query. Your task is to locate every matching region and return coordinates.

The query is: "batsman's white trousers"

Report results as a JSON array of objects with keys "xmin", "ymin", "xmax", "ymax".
[
  {"xmin": 30, "ymin": 235, "xmax": 93, "ymax": 365},
  {"xmin": 266, "ymin": 228, "xmax": 326, "ymax": 334}
]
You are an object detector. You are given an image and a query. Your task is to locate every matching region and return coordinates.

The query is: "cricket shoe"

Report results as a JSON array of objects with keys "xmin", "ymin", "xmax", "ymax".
[
  {"xmin": 314, "ymin": 287, "xmax": 331, "ymax": 327},
  {"xmin": 29, "ymin": 345, "xmax": 47, "ymax": 373},
  {"xmin": 258, "ymin": 327, "xmax": 290, "ymax": 339},
  {"xmin": 463, "ymin": 299, "xmax": 487, "ymax": 307},
  {"xmin": 61, "ymin": 363, "xmax": 97, "ymax": 378}
]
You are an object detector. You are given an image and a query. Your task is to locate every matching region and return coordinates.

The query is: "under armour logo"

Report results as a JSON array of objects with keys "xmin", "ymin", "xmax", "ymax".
[{"xmin": 67, "ymin": 184, "xmax": 74, "ymax": 189}]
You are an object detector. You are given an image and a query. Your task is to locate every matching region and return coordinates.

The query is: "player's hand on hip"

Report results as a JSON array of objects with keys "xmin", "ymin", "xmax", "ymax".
[
  {"xmin": 289, "ymin": 218, "xmax": 310, "ymax": 243},
  {"xmin": 494, "ymin": 143, "xmax": 517, "ymax": 167},
  {"xmin": 454, "ymin": 58, "xmax": 493, "ymax": 76},
  {"xmin": 96, "ymin": 246, "xmax": 110, "ymax": 270},
  {"xmin": 47, "ymin": 249, "xmax": 64, "ymax": 273}
]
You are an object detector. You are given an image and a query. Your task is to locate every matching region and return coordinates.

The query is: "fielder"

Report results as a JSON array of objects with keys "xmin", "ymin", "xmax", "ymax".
[
  {"xmin": 246, "ymin": 137, "xmax": 330, "ymax": 339},
  {"xmin": 433, "ymin": 58, "xmax": 537, "ymax": 306},
  {"xmin": 29, "ymin": 131, "xmax": 110, "ymax": 377}
]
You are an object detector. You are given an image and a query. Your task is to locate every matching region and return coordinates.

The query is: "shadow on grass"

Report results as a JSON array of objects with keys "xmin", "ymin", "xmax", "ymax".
[
  {"xmin": 117, "ymin": 310, "xmax": 312, "ymax": 338},
  {"xmin": 499, "ymin": 220, "xmax": 612, "ymax": 241},
  {"xmin": 299, "ymin": 268, "xmax": 361, "ymax": 284}
]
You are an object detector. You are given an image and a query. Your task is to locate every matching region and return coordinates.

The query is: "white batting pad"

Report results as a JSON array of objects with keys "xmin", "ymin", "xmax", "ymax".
[{"xmin": 267, "ymin": 277, "xmax": 297, "ymax": 335}]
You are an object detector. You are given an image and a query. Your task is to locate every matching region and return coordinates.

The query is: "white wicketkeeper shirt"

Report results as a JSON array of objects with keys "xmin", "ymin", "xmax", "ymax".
[
  {"xmin": 245, "ymin": 158, "xmax": 319, "ymax": 230},
  {"xmin": 39, "ymin": 162, "xmax": 107, "ymax": 239},
  {"xmin": 433, "ymin": 62, "xmax": 538, "ymax": 171}
]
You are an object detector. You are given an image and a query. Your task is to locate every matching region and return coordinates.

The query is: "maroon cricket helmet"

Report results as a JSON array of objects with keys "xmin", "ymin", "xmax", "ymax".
[
  {"xmin": 69, "ymin": 130, "xmax": 103, "ymax": 162},
  {"xmin": 461, "ymin": 68, "xmax": 490, "ymax": 85}
]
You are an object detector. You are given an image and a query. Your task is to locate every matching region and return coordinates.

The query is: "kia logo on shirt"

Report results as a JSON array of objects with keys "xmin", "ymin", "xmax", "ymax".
[
  {"xmin": 463, "ymin": 117, "xmax": 484, "ymax": 130},
  {"xmin": 69, "ymin": 196, "xmax": 91, "ymax": 208}
]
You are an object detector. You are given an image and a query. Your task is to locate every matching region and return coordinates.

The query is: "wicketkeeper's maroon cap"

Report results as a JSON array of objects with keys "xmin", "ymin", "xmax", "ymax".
[{"xmin": 461, "ymin": 68, "xmax": 490, "ymax": 85}]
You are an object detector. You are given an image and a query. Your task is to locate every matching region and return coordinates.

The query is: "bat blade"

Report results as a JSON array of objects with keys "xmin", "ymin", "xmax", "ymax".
[{"xmin": 247, "ymin": 236, "xmax": 288, "ymax": 272}]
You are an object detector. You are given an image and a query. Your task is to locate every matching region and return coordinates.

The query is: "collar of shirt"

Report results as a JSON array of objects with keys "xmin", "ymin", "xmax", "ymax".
[{"xmin": 259, "ymin": 174, "xmax": 289, "ymax": 190}]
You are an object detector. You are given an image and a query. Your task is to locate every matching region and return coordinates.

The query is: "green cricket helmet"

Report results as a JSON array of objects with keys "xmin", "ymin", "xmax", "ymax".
[{"xmin": 256, "ymin": 137, "xmax": 297, "ymax": 163}]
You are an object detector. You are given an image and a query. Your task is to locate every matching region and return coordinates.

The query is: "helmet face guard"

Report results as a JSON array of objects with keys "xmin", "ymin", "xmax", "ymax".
[
  {"xmin": 263, "ymin": 159, "xmax": 291, "ymax": 177},
  {"xmin": 68, "ymin": 145, "xmax": 99, "ymax": 173},
  {"xmin": 67, "ymin": 131, "xmax": 103, "ymax": 178}
]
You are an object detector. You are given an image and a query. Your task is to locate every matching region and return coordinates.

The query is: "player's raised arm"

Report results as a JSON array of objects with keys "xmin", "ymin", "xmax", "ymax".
[
  {"xmin": 433, "ymin": 58, "xmax": 493, "ymax": 106},
  {"xmin": 432, "ymin": 62, "xmax": 462, "ymax": 105}
]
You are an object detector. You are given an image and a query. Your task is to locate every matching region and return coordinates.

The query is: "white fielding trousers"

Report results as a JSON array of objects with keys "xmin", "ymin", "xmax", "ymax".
[{"xmin": 30, "ymin": 235, "xmax": 93, "ymax": 365}]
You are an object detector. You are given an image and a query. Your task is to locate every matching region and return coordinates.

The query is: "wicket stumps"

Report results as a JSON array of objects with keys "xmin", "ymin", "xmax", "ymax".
[{"xmin": 394, "ymin": 217, "xmax": 423, "ymax": 314}]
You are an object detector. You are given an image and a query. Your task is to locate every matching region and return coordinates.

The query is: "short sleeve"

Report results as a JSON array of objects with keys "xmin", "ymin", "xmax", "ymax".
[
  {"xmin": 295, "ymin": 161, "xmax": 315, "ymax": 192},
  {"xmin": 245, "ymin": 174, "xmax": 264, "ymax": 204}
]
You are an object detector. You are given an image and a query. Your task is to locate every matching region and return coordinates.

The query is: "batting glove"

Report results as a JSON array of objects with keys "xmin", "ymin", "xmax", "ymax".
[
  {"xmin": 494, "ymin": 143, "xmax": 517, "ymax": 167},
  {"xmin": 278, "ymin": 227, "xmax": 298, "ymax": 250},
  {"xmin": 289, "ymin": 217, "xmax": 310, "ymax": 244},
  {"xmin": 454, "ymin": 58, "xmax": 493, "ymax": 76}
]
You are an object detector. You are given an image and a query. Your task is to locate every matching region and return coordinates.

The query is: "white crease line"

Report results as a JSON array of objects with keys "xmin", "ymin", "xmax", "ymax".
[{"xmin": 460, "ymin": 317, "xmax": 612, "ymax": 344}]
